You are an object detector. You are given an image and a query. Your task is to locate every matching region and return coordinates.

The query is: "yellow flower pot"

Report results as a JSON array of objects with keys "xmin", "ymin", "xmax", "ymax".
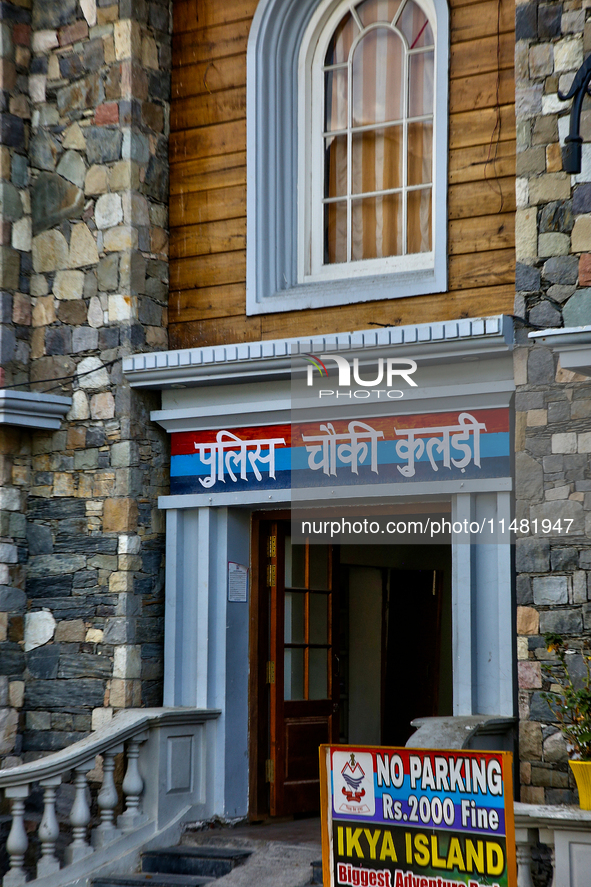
[{"xmin": 570, "ymin": 761, "xmax": 591, "ymax": 809}]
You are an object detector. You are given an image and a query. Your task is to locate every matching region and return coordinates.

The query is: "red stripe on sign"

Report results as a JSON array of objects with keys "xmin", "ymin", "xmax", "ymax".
[
  {"xmin": 172, "ymin": 424, "xmax": 292, "ymax": 455},
  {"xmin": 171, "ymin": 409, "xmax": 508, "ymax": 455}
]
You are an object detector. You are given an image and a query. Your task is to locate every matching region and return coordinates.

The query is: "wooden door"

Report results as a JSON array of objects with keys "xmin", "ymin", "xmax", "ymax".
[{"xmin": 267, "ymin": 521, "xmax": 339, "ymax": 817}]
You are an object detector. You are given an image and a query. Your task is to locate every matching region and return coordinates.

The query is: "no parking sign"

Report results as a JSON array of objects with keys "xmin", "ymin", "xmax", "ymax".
[{"xmin": 319, "ymin": 746, "xmax": 516, "ymax": 887}]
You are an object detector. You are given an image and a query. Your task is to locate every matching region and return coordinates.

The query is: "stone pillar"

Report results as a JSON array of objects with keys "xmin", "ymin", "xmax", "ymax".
[
  {"xmin": 0, "ymin": 428, "xmax": 28, "ymax": 766},
  {"xmin": 0, "ymin": 0, "xmax": 171, "ymax": 757},
  {"xmin": 515, "ymin": 0, "xmax": 591, "ymax": 803}
]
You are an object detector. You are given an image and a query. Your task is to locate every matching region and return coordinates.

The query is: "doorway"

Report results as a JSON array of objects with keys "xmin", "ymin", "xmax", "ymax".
[{"xmin": 249, "ymin": 517, "xmax": 452, "ymax": 820}]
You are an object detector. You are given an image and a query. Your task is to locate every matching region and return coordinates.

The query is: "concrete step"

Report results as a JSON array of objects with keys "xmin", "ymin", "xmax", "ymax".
[
  {"xmin": 142, "ymin": 846, "xmax": 252, "ymax": 879},
  {"xmin": 310, "ymin": 860, "xmax": 323, "ymax": 884},
  {"xmin": 93, "ymin": 874, "xmax": 215, "ymax": 887}
]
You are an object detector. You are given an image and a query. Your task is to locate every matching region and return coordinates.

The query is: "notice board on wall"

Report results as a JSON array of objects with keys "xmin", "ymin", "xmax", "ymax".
[{"xmin": 319, "ymin": 746, "xmax": 516, "ymax": 887}]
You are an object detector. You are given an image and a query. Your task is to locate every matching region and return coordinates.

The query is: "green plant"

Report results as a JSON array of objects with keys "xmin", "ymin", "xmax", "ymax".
[{"xmin": 541, "ymin": 633, "xmax": 591, "ymax": 761}]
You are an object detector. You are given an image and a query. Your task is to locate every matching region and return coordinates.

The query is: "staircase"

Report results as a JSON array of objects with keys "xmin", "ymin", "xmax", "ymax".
[
  {"xmin": 92, "ymin": 846, "xmax": 252, "ymax": 887},
  {"xmin": 0, "ymin": 708, "xmax": 221, "ymax": 887}
]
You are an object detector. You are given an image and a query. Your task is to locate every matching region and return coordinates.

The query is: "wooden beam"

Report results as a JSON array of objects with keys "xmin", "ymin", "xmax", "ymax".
[
  {"xmin": 449, "ymin": 248, "xmax": 515, "ymax": 289},
  {"xmin": 449, "ymin": 140, "xmax": 515, "ymax": 184},
  {"xmin": 170, "ymin": 217, "xmax": 246, "ymax": 259},
  {"xmin": 170, "ymin": 119, "xmax": 246, "ymax": 164},
  {"xmin": 450, "ymin": 31, "xmax": 514, "ymax": 78},
  {"xmin": 449, "ymin": 175, "xmax": 516, "ymax": 219},
  {"xmin": 448, "ymin": 214, "xmax": 515, "ymax": 255},
  {"xmin": 450, "ymin": 66, "xmax": 514, "ymax": 114},
  {"xmin": 451, "ymin": 0, "xmax": 514, "ymax": 43},
  {"xmin": 170, "ymin": 184, "xmax": 246, "ymax": 227},
  {"xmin": 172, "ymin": 56, "xmax": 246, "ymax": 100},
  {"xmin": 172, "ymin": 18, "xmax": 250, "ymax": 67},
  {"xmin": 169, "ymin": 282, "xmax": 246, "ymax": 322},
  {"xmin": 169, "ymin": 314, "xmax": 262, "ymax": 349},
  {"xmin": 169, "ymin": 153, "xmax": 246, "ymax": 196},
  {"xmin": 173, "ymin": 0, "xmax": 257, "ymax": 34},
  {"xmin": 449, "ymin": 104, "xmax": 515, "ymax": 150},
  {"xmin": 171, "ymin": 86, "xmax": 246, "ymax": 131},
  {"xmin": 170, "ymin": 249, "xmax": 246, "ymax": 291}
]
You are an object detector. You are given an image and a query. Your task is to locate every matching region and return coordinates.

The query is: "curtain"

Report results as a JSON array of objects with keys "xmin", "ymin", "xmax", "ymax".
[{"xmin": 324, "ymin": 1, "xmax": 433, "ymax": 264}]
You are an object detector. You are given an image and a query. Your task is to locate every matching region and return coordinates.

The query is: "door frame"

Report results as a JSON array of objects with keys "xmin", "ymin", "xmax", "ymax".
[
  {"xmin": 248, "ymin": 510, "xmax": 340, "ymax": 819},
  {"xmin": 248, "ymin": 510, "xmax": 289, "ymax": 820}
]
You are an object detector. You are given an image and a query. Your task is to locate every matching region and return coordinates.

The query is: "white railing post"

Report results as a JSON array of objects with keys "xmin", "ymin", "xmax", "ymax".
[
  {"xmin": 65, "ymin": 763, "xmax": 95, "ymax": 864},
  {"xmin": 0, "ymin": 708, "xmax": 218, "ymax": 886},
  {"xmin": 3, "ymin": 785, "xmax": 30, "ymax": 887},
  {"xmin": 37, "ymin": 775, "xmax": 62, "ymax": 878},
  {"xmin": 93, "ymin": 745, "xmax": 123, "ymax": 848},
  {"xmin": 118, "ymin": 733, "xmax": 148, "ymax": 833},
  {"xmin": 515, "ymin": 826, "xmax": 537, "ymax": 887}
]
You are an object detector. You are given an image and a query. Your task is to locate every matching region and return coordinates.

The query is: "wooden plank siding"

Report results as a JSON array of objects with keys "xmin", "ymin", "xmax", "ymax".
[{"xmin": 169, "ymin": 0, "xmax": 515, "ymax": 348}]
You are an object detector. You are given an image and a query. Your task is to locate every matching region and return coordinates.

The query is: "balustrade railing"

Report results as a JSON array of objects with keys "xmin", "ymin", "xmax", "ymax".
[
  {"xmin": 515, "ymin": 801, "xmax": 591, "ymax": 887},
  {"xmin": 0, "ymin": 708, "xmax": 219, "ymax": 887}
]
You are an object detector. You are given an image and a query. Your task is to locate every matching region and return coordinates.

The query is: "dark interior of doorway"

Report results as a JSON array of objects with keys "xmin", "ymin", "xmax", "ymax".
[{"xmin": 339, "ymin": 544, "xmax": 453, "ymax": 749}]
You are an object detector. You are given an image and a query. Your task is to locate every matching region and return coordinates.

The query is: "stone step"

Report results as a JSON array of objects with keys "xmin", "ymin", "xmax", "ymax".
[
  {"xmin": 93, "ymin": 874, "xmax": 215, "ymax": 887},
  {"xmin": 142, "ymin": 845, "xmax": 252, "ymax": 880},
  {"xmin": 310, "ymin": 859, "xmax": 323, "ymax": 884}
]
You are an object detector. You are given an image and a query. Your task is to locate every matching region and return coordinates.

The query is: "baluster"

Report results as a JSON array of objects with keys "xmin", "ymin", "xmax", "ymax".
[
  {"xmin": 37, "ymin": 775, "xmax": 62, "ymax": 878},
  {"xmin": 65, "ymin": 763, "xmax": 94, "ymax": 864},
  {"xmin": 515, "ymin": 826, "xmax": 536, "ymax": 887},
  {"xmin": 93, "ymin": 745, "xmax": 122, "ymax": 848},
  {"xmin": 118, "ymin": 733, "xmax": 148, "ymax": 833},
  {"xmin": 3, "ymin": 785, "xmax": 30, "ymax": 887}
]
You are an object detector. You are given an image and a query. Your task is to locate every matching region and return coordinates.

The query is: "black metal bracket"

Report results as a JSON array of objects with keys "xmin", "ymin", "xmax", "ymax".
[{"xmin": 558, "ymin": 55, "xmax": 591, "ymax": 174}]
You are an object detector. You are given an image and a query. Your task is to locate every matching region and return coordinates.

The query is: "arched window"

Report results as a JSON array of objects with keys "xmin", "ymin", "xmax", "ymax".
[
  {"xmin": 319, "ymin": 0, "xmax": 434, "ymax": 270},
  {"xmin": 247, "ymin": 0, "xmax": 447, "ymax": 314}
]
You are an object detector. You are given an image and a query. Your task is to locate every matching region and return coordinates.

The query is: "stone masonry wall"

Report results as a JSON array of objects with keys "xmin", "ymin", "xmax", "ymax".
[
  {"xmin": 0, "ymin": 0, "xmax": 172, "ymax": 763},
  {"xmin": 515, "ymin": 0, "xmax": 591, "ymax": 803}
]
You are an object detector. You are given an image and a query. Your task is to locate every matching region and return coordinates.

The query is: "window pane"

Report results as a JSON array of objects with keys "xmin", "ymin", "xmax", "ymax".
[
  {"xmin": 352, "ymin": 29, "xmax": 404, "ymax": 126},
  {"xmin": 352, "ymin": 127, "xmax": 402, "ymax": 194},
  {"xmin": 285, "ymin": 591, "xmax": 305, "ymax": 643},
  {"xmin": 325, "ymin": 135, "xmax": 348, "ymax": 198},
  {"xmin": 356, "ymin": 0, "xmax": 402, "ymax": 26},
  {"xmin": 285, "ymin": 648, "xmax": 304, "ymax": 700},
  {"xmin": 397, "ymin": 0, "xmax": 433, "ymax": 48},
  {"xmin": 309, "ymin": 648, "xmax": 329, "ymax": 699},
  {"xmin": 325, "ymin": 201, "xmax": 348, "ymax": 264},
  {"xmin": 352, "ymin": 194, "xmax": 402, "ymax": 260},
  {"xmin": 408, "ymin": 121, "xmax": 432, "ymax": 185},
  {"xmin": 309, "ymin": 545, "xmax": 329, "ymax": 589},
  {"xmin": 408, "ymin": 51, "xmax": 433, "ymax": 117},
  {"xmin": 325, "ymin": 11, "xmax": 359, "ymax": 65},
  {"xmin": 407, "ymin": 187, "xmax": 432, "ymax": 253},
  {"xmin": 325, "ymin": 69, "xmax": 348, "ymax": 131},
  {"xmin": 309, "ymin": 593, "xmax": 328, "ymax": 644},
  {"xmin": 285, "ymin": 535, "xmax": 306, "ymax": 587}
]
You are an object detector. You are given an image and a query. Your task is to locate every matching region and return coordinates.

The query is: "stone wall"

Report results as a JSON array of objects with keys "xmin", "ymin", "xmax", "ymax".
[
  {"xmin": 515, "ymin": 0, "xmax": 591, "ymax": 803},
  {"xmin": 0, "ymin": 0, "xmax": 171, "ymax": 763}
]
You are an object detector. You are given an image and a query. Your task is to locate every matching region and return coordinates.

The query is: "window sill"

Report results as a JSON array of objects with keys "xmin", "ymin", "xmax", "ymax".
[{"xmin": 246, "ymin": 262, "xmax": 446, "ymax": 315}]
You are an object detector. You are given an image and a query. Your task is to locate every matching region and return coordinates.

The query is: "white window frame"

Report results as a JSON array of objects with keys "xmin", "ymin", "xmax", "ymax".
[
  {"xmin": 245, "ymin": 0, "xmax": 449, "ymax": 316},
  {"xmin": 300, "ymin": 0, "xmax": 438, "ymax": 283}
]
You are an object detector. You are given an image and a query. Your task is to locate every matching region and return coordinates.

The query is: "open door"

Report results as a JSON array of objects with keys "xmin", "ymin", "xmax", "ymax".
[
  {"xmin": 266, "ymin": 520, "xmax": 340, "ymax": 817},
  {"xmin": 382, "ymin": 567, "xmax": 443, "ymax": 746}
]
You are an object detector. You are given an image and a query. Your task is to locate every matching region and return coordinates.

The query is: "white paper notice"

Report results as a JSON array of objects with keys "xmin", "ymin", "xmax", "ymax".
[{"xmin": 228, "ymin": 562, "xmax": 248, "ymax": 602}]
